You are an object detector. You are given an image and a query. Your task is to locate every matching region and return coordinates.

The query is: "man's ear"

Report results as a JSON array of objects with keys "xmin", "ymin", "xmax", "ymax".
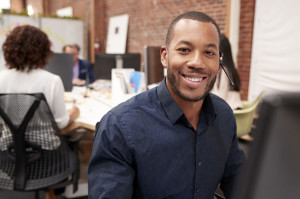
[{"xmin": 160, "ymin": 46, "xmax": 168, "ymax": 69}]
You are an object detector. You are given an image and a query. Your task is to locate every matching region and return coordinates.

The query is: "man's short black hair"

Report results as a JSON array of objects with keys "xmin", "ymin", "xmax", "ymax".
[{"xmin": 166, "ymin": 11, "xmax": 221, "ymax": 47}]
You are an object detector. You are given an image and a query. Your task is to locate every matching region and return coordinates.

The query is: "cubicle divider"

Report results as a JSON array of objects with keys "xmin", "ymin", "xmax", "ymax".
[{"xmin": 143, "ymin": 46, "xmax": 165, "ymax": 87}]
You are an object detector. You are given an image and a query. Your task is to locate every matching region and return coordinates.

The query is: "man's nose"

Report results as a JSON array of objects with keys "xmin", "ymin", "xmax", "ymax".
[{"xmin": 187, "ymin": 52, "xmax": 205, "ymax": 68}]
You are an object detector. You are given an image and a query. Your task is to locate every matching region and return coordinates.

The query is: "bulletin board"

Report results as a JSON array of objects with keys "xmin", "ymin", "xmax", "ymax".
[
  {"xmin": 41, "ymin": 17, "xmax": 84, "ymax": 57},
  {"xmin": 0, "ymin": 15, "xmax": 84, "ymax": 71}
]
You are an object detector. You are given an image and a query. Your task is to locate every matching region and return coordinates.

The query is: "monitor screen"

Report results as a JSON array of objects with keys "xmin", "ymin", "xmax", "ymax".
[
  {"xmin": 122, "ymin": 53, "xmax": 141, "ymax": 70},
  {"xmin": 94, "ymin": 53, "xmax": 141, "ymax": 80},
  {"xmin": 144, "ymin": 46, "xmax": 164, "ymax": 86},
  {"xmin": 45, "ymin": 53, "xmax": 73, "ymax": 92},
  {"xmin": 233, "ymin": 92, "xmax": 300, "ymax": 199}
]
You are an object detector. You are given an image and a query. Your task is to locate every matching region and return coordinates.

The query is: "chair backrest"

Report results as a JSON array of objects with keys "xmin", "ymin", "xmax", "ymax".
[
  {"xmin": 0, "ymin": 93, "xmax": 78, "ymax": 191},
  {"xmin": 233, "ymin": 92, "xmax": 264, "ymax": 137}
]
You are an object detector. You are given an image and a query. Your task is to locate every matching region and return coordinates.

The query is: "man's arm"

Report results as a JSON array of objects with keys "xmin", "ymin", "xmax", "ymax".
[{"xmin": 88, "ymin": 112, "xmax": 135, "ymax": 199}]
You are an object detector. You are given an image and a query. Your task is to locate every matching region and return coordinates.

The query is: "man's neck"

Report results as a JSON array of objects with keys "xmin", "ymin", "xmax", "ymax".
[
  {"xmin": 177, "ymin": 98, "xmax": 203, "ymax": 131},
  {"xmin": 168, "ymin": 88, "xmax": 203, "ymax": 131}
]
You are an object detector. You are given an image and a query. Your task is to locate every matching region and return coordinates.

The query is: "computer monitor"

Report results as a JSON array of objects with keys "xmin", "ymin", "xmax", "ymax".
[
  {"xmin": 144, "ymin": 46, "xmax": 164, "ymax": 86},
  {"xmin": 233, "ymin": 92, "xmax": 300, "ymax": 199},
  {"xmin": 122, "ymin": 53, "xmax": 141, "ymax": 71},
  {"xmin": 45, "ymin": 53, "xmax": 73, "ymax": 92},
  {"xmin": 94, "ymin": 53, "xmax": 141, "ymax": 80}
]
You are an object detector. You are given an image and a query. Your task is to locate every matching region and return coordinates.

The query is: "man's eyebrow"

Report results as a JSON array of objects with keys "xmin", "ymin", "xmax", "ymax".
[
  {"xmin": 176, "ymin": 40, "xmax": 218, "ymax": 50},
  {"xmin": 177, "ymin": 40, "xmax": 193, "ymax": 46},
  {"xmin": 206, "ymin": 43, "xmax": 218, "ymax": 50}
]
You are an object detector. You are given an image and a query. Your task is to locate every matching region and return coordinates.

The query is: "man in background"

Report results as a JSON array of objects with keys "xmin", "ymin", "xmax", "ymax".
[{"xmin": 63, "ymin": 44, "xmax": 94, "ymax": 86}]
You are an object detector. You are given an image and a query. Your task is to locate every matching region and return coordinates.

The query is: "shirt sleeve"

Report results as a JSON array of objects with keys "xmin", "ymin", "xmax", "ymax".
[
  {"xmin": 48, "ymin": 76, "xmax": 69, "ymax": 129},
  {"xmin": 220, "ymin": 121, "xmax": 247, "ymax": 198},
  {"xmin": 88, "ymin": 112, "xmax": 135, "ymax": 199}
]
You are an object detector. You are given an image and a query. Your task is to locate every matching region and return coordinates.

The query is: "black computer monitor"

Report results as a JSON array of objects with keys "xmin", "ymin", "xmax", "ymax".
[
  {"xmin": 123, "ymin": 54, "xmax": 141, "ymax": 70},
  {"xmin": 45, "ymin": 53, "xmax": 73, "ymax": 92},
  {"xmin": 233, "ymin": 92, "xmax": 300, "ymax": 199},
  {"xmin": 94, "ymin": 53, "xmax": 141, "ymax": 80},
  {"xmin": 143, "ymin": 46, "xmax": 164, "ymax": 86}
]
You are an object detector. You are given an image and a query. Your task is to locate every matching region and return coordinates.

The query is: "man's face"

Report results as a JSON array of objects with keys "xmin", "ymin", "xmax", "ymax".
[
  {"xmin": 161, "ymin": 19, "xmax": 220, "ymax": 102},
  {"xmin": 64, "ymin": 46, "xmax": 79, "ymax": 64}
]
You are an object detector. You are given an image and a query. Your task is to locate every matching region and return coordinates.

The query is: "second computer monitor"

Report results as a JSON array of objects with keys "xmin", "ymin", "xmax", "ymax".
[
  {"xmin": 45, "ymin": 53, "xmax": 73, "ymax": 92},
  {"xmin": 94, "ymin": 53, "xmax": 141, "ymax": 80}
]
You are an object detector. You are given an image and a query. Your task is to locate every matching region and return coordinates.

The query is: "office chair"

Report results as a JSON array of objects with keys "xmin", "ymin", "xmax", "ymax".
[
  {"xmin": 233, "ymin": 92, "xmax": 264, "ymax": 137},
  {"xmin": 0, "ymin": 93, "xmax": 79, "ymax": 198}
]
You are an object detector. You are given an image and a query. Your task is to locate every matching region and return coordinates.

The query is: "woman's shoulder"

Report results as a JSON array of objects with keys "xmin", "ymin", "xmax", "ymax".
[{"xmin": 34, "ymin": 69, "xmax": 61, "ymax": 80}]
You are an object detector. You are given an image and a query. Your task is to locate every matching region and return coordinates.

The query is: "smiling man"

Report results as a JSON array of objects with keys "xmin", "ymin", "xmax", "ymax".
[{"xmin": 88, "ymin": 11, "xmax": 246, "ymax": 199}]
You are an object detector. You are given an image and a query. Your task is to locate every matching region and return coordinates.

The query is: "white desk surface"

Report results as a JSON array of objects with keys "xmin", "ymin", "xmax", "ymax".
[
  {"xmin": 65, "ymin": 85, "xmax": 113, "ymax": 131},
  {"xmin": 64, "ymin": 79, "xmax": 142, "ymax": 132}
]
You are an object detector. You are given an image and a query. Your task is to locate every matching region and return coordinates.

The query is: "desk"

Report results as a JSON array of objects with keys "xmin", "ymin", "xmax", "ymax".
[
  {"xmin": 64, "ymin": 85, "xmax": 113, "ymax": 133},
  {"xmin": 63, "ymin": 78, "xmax": 141, "ymax": 133},
  {"xmin": 61, "ymin": 84, "xmax": 114, "ymax": 198}
]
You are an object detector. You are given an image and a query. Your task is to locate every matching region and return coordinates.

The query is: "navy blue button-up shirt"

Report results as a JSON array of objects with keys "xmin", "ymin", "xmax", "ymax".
[{"xmin": 88, "ymin": 80, "xmax": 245, "ymax": 199}]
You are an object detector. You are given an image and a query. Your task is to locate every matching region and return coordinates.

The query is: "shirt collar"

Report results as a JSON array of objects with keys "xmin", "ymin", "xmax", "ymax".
[
  {"xmin": 157, "ymin": 79, "xmax": 183, "ymax": 124},
  {"xmin": 157, "ymin": 78, "xmax": 216, "ymax": 125},
  {"xmin": 202, "ymin": 93, "xmax": 217, "ymax": 123}
]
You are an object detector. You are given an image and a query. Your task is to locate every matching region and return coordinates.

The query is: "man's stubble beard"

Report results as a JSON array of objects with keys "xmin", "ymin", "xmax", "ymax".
[{"xmin": 166, "ymin": 63, "xmax": 217, "ymax": 102}]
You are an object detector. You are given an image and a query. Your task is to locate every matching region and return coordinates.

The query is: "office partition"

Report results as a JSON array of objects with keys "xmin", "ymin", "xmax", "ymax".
[{"xmin": 143, "ymin": 46, "xmax": 164, "ymax": 86}]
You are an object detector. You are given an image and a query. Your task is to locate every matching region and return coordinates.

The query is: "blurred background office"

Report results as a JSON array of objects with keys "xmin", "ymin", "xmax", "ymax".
[
  {"xmin": 1, "ymin": 0, "xmax": 299, "ymax": 102},
  {"xmin": 1, "ymin": 0, "xmax": 300, "ymax": 198}
]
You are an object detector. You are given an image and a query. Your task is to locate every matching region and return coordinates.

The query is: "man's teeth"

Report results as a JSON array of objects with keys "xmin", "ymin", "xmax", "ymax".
[{"xmin": 186, "ymin": 77, "xmax": 203, "ymax": 82}]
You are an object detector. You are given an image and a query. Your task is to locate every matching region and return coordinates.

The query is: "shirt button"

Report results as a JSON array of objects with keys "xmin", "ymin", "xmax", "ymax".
[
  {"xmin": 196, "ymin": 188, "xmax": 200, "ymax": 193},
  {"xmin": 198, "ymin": 161, "xmax": 201, "ymax": 166}
]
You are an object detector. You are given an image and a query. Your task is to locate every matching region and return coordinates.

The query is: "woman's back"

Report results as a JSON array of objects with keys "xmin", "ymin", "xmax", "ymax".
[{"xmin": 0, "ymin": 69, "xmax": 69, "ymax": 128}]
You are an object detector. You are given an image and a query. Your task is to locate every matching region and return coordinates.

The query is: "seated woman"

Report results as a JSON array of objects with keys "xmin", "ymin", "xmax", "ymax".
[
  {"xmin": 0, "ymin": 25, "xmax": 80, "ymax": 199},
  {"xmin": 211, "ymin": 34, "xmax": 243, "ymax": 110}
]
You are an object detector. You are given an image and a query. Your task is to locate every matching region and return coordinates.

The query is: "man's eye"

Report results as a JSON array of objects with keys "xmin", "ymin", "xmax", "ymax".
[
  {"xmin": 205, "ymin": 51, "xmax": 215, "ymax": 56},
  {"xmin": 178, "ymin": 48, "xmax": 190, "ymax": 53}
]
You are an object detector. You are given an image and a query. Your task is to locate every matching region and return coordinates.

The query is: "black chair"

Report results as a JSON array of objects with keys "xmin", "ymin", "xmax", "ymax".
[{"xmin": 0, "ymin": 93, "xmax": 79, "ymax": 198}]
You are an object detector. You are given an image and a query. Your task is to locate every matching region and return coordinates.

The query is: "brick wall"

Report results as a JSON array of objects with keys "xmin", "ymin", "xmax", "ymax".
[
  {"xmin": 95, "ymin": 0, "xmax": 228, "ymax": 56},
  {"xmin": 94, "ymin": 0, "xmax": 255, "ymax": 99},
  {"xmin": 238, "ymin": 0, "xmax": 256, "ymax": 99},
  {"xmin": 10, "ymin": 0, "xmax": 24, "ymax": 12}
]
